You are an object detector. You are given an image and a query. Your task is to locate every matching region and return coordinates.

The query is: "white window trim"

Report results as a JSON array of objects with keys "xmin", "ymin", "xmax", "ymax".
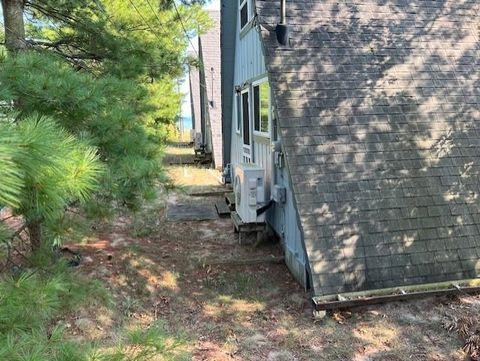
[
  {"xmin": 239, "ymin": 0, "xmax": 252, "ymax": 32},
  {"xmin": 252, "ymin": 78, "xmax": 271, "ymax": 138}
]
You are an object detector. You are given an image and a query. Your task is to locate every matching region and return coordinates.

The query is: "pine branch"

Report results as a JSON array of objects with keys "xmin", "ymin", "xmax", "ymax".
[
  {"xmin": 25, "ymin": 38, "xmax": 68, "ymax": 48},
  {"xmin": 25, "ymin": 1, "xmax": 84, "ymax": 28}
]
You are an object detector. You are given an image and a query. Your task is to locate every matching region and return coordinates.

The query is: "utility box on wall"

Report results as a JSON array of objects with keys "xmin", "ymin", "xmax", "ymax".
[{"xmin": 272, "ymin": 185, "xmax": 287, "ymax": 204}]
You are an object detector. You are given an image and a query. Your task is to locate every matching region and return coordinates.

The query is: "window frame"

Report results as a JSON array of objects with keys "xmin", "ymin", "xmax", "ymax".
[
  {"xmin": 252, "ymin": 78, "xmax": 271, "ymax": 138},
  {"xmin": 241, "ymin": 88, "xmax": 251, "ymax": 146},
  {"xmin": 239, "ymin": 0, "xmax": 251, "ymax": 31}
]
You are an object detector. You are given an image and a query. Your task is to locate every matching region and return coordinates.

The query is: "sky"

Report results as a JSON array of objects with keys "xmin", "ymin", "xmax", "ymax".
[{"xmin": 179, "ymin": 0, "xmax": 220, "ymax": 119}]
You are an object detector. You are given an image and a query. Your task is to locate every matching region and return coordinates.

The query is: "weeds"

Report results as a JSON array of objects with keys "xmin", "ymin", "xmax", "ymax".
[
  {"xmin": 203, "ymin": 270, "xmax": 264, "ymax": 299},
  {"xmin": 129, "ymin": 199, "xmax": 167, "ymax": 238},
  {"xmin": 0, "ymin": 259, "xmax": 107, "ymax": 360},
  {"xmin": 94, "ymin": 323, "xmax": 188, "ymax": 361},
  {"xmin": 0, "ymin": 256, "xmax": 188, "ymax": 361}
]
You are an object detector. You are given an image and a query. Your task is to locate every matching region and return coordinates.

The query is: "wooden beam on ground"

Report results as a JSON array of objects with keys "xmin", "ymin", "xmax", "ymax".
[
  {"xmin": 169, "ymin": 141, "xmax": 191, "ymax": 147},
  {"xmin": 215, "ymin": 201, "xmax": 230, "ymax": 217},
  {"xmin": 168, "ymin": 159, "xmax": 195, "ymax": 165},
  {"xmin": 225, "ymin": 192, "xmax": 235, "ymax": 211},
  {"xmin": 231, "ymin": 211, "xmax": 266, "ymax": 244},
  {"xmin": 312, "ymin": 279, "xmax": 480, "ymax": 311},
  {"xmin": 197, "ymin": 256, "xmax": 284, "ymax": 267},
  {"xmin": 189, "ymin": 190, "xmax": 226, "ymax": 197}
]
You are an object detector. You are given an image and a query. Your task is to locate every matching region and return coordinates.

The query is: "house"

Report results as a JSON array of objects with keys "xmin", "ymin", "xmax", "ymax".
[
  {"xmin": 189, "ymin": 10, "xmax": 223, "ymax": 169},
  {"xmin": 221, "ymin": 0, "xmax": 480, "ymax": 298}
]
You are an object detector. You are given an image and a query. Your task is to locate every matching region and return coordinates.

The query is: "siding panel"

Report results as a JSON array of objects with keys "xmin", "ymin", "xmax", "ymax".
[{"xmin": 228, "ymin": 13, "xmax": 307, "ymax": 288}]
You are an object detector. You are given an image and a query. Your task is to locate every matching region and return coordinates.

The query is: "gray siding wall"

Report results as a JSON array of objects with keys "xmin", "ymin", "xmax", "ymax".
[
  {"xmin": 268, "ymin": 145, "xmax": 308, "ymax": 287},
  {"xmin": 226, "ymin": 3, "xmax": 308, "ymax": 288},
  {"xmin": 220, "ymin": 0, "xmax": 236, "ymax": 166},
  {"xmin": 230, "ymin": 23, "xmax": 266, "ymax": 167}
]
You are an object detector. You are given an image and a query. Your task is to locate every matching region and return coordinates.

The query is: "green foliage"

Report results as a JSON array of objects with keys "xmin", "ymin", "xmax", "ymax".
[
  {"xmin": 1, "ymin": 0, "xmax": 211, "ymax": 212},
  {"xmin": 25, "ymin": 0, "xmax": 211, "ymax": 79},
  {"xmin": 0, "ymin": 327, "xmax": 87, "ymax": 361},
  {"xmin": 0, "ymin": 223, "xmax": 11, "ymax": 252},
  {"xmin": 0, "ymin": 51, "xmax": 164, "ymax": 210},
  {"xmin": 0, "ymin": 260, "xmax": 109, "ymax": 361},
  {"xmin": 0, "ymin": 1, "xmax": 201, "ymax": 358},
  {"xmin": 0, "ymin": 114, "xmax": 102, "ymax": 244},
  {"xmin": 0, "ymin": 0, "xmax": 210, "ymax": 249},
  {"xmin": 0, "ymin": 267, "xmax": 105, "ymax": 334},
  {"xmin": 0, "ymin": 260, "xmax": 187, "ymax": 361},
  {"xmin": 0, "ymin": 124, "xmax": 23, "ymax": 208},
  {"xmin": 91, "ymin": 322, "xmax": 188, "ymax": 361}
]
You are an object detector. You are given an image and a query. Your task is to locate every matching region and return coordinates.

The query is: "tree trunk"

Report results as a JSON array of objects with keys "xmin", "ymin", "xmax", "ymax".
[
  {"xmin": 27, "ymin": 219, "xmax": 43, "ymax": 252},
  {"xmin": 1, "ymin": 0, "xmax": 26, "ymax": 53}
]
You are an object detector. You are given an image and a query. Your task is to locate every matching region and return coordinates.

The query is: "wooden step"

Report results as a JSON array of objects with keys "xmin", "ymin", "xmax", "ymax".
[
  {"xmin": 225, "ymin": 192, "xmax": 235, "ymax": 211},
  {"xmin": 215, "ymin": 201, "xmax": 231, "ymax": 218}
]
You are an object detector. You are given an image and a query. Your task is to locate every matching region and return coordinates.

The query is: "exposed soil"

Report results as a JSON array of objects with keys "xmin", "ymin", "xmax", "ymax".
[{"xmin": 65, "ymin": 144, "xmax": 476, "ymax": 360}]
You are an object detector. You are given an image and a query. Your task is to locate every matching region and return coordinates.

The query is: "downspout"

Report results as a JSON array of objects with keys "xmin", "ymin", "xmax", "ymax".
[
  {"xmin": 275, "ymin": 0, "xmax": 289, "ymax": 46},
  {"xmin": 280, "ymin": 0, "xmax": 286, "ymax": 24}
]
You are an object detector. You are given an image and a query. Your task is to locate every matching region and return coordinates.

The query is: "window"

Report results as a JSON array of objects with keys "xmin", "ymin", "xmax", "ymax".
[
  {"xmin": 236, "ymin": 93, "xmax": 241, "ymax": 132},
  {"xmin": 239, "ymin": 0, "xmax": 249, "ymax": 30},
  {"xmin": 242, "ymin": 91, "xmax": 250, "ymax": 145},
  {"xmin": 253, "ymin": 81, "xmax": 270, "ymax": 136}
]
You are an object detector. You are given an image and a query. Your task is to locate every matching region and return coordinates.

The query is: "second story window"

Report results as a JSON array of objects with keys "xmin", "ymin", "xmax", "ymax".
[{"xmin": 239, "ymin": 0, "xmax": 249, "ymax": 30}]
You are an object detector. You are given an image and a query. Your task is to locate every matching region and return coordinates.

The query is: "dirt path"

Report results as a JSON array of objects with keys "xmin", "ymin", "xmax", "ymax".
[{"xmin": 69, "ymin": 144, "xmax": 474, "ymax": 360}]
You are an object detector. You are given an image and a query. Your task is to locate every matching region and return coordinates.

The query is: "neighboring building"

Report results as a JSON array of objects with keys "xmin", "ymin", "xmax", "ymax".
[
  {"xmin": 221, "ymin": 0, "xmax": 480, "ymax": 297},
  {"xmin": 189, "ymin": 10, "xmax": 223, "ymax": 169}
]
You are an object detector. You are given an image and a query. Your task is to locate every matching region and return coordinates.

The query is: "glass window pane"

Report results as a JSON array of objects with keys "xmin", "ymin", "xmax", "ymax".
[
  {"xmin": 253, "ymin": 85, "xmax": 260, "ymax": 131},
  {"xmin": 237, "ymin": 94, "xmax": 241, "ymax": 131},
  {"xmin": 260, "ymin": 82, "xmax": 270, "ymax": 133},
  {"xmin": 242, "ymin": 92, "xmax": 250, "ymax": 145},
  {"xmin": 240, "ymin": 3, "xmax": 248, "ymax": 28}
]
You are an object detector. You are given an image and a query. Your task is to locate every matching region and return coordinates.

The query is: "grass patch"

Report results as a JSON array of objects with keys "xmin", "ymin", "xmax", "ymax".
[
  {"xmin": 129, "ymin": 210, "xmax": 165, "ymax": 239},
  {"xmin": 0, "ymin": 257, "xmax": 188, "ymax": 360},
  {"xmin": 203, "ymin": 271, "xmax": 266, "ymax": 299},
  {"xmin": 94, "ymin": 322, "xmax": 189, "ymax": 361}
]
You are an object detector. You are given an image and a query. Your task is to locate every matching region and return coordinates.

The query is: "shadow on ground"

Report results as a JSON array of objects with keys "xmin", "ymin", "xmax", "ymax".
[{"xmin": 64, "ymin": 141, "xmax": 471, "ymax": 360}]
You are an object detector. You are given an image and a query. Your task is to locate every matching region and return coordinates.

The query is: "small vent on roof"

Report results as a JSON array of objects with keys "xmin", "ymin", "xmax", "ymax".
[{"xmin": 275, "ymin": 0, "xmax": 289, "ymax": 46}]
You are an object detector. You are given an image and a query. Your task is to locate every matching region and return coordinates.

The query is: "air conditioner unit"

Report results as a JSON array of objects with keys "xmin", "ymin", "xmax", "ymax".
[
  {"xmin": 194, "ymin": 132, "xmax": 203, "ymax": 151},
  {"xmin": 234, "ymin": 164, "xmax": 266, "ymax": 223},
  {"xmin": 222, "ymin": 163, "xmax": 232, "ymax": 184}
]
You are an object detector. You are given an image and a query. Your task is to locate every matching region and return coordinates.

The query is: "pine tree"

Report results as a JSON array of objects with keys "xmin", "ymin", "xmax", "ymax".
[
  {"xmin": 0, "ymin": 0, "xmax": 210, "ymax": 250},
  {"xmin": 0, "ymin": 114, "xmax": 102, "ymax": 250}
]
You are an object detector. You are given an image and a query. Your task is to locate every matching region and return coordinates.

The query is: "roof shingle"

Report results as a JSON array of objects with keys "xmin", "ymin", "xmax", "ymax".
[{"xmin": 256, "ymin": 0, "xmax": 480, "ymax": 295}]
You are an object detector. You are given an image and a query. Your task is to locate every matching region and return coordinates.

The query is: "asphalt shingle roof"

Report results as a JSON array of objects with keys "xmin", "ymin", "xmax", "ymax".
[{"xmin": 256, "ymin": 0, "xmax": 480, "ymax": 295}]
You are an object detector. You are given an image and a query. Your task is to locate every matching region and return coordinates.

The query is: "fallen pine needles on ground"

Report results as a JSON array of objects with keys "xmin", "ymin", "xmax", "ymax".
[{"xmin": 443, "ymin": 296, "xmax": 480, "ymax": 360}]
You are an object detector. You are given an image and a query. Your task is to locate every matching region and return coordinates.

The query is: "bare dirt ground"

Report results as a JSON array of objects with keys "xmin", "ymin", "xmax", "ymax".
[{"xmin": 67, "ymin": 144, "xmax": 480, "ymax": 360}]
